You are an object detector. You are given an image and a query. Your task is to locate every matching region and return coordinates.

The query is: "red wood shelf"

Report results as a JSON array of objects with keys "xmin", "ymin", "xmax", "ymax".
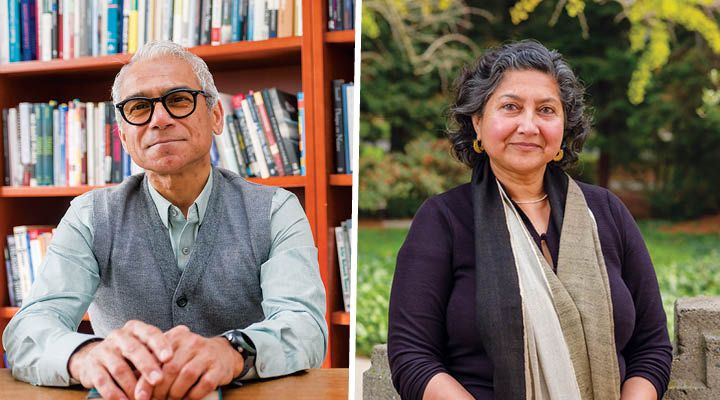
[
  {"xmin": 0, "ymin": 176, "xmax": 305, "ymax": 197},
  {"xmin": 331, "ymin": 311, "xmax": 350, "ymax": 326},
  {"xmin": 329, "ymin": 174, "xmax": 352, "ymax": 186},
  {"xmin": 325, "ymin": 30, "xmax": 355, "ymax": 44},
  {"xmin": 0, "ymin": 37, "xmax": 303, "ymax": 77},
  {"xmin": 1, "ymin": 307, "xmax": 89, "ymax": 321}
]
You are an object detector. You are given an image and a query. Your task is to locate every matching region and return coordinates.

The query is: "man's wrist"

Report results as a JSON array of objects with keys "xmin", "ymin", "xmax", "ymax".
[
  {"xmin": 220, "ymin": 330, "xmax": 256, "ymax": 379},
  {"xmin": 67, "ymin": 339, "xmax": 102, "ymax": 381}
]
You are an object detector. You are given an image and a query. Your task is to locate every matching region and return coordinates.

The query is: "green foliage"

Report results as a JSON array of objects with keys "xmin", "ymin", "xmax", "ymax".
[
  {"xmin": 355, "ymin": 224, "xmax": 720, "ymax": 356},
  {"xmin": 359, "ymin": 138, "xmax": 469, "ymax": 217},
  {"xmin": 510, "ymin": 0, "xmax": 720, "ymax": 104}
]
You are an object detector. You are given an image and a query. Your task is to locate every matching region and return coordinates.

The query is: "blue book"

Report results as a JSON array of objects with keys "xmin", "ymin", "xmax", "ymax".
[
  {"xmin": 107, "ymin": 0, "xmax": 120, "ymax": 54},
  {"xmin": 58, "ymin": 104, "xmax": 67, "ymax": 186},
  {"xmin": 230, "ymin": 0, "xmax": 241, "ymax": 41},
  {"xmin": 19, "ymin": 0, "xmax": 37, "ymax": 61},
  {"xmin": 8, "ymin": 0, "xmax": 21, "ymax": 62},
  {"xmin": 246, "ymin": 0, "xmax": 253, "ymax": 40}
]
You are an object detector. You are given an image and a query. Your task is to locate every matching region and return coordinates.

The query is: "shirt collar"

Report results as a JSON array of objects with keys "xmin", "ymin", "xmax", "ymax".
[{"xmin": 147, "ymin": 169, "xmax": 214, "ymax": 228}]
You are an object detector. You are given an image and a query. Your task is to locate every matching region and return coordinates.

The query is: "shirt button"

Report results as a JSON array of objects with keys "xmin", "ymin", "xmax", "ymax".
[
  {"xmin": 176, "ymin": 296, "xmax": 188, "ymax": 307},
  {"xmin": 181, "ymin": 247, "xmax": 190, "ymax": 255},
  {"xmin": 170, "ymin": 209, "xmax": 178, "ymax": 216}
]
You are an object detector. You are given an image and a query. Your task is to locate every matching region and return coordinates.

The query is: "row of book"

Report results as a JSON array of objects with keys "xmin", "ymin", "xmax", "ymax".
[
  {"xmin": 213, "ymin": 88, "xmax": 305, "ymax": 178},
  {"xmin": 332, "ymin": 79, "xmax": 354, "ymax": 174},
  {"xmin": 4, "ymin": 226, "xmax": 55, "ymax": 308},
  {"xmin": 327, "ymin": 0, "xmax": 353, "ymax": 31},
  {"xmin": 334, "ymin": 218, "xmax": 352, "ymax": 312},
  {"xmin": 0, "ymin": 0, "xmax": 303, "ymax": 64},
  {"xmin": 2, "ymin": 101, "xmax": 136, "ymax": 187}
]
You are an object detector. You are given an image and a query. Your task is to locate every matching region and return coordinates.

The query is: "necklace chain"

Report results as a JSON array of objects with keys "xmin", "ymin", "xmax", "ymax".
[{"xmin": 513, "ymin": 193, "xmax": 548, "ymax": 204}]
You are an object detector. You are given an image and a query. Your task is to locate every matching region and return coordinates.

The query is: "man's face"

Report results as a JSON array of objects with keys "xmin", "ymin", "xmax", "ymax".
[{"xmin": 117, "ymin": 56, "xmax": 223, "ymax": 175}]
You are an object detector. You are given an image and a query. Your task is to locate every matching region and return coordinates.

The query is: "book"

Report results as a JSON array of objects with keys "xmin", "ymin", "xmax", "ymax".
[
  {"xmin": 266, "ymin": 88, "xmax": 300, "ymax": 175},
  {"xmin": 331, "ymin": 79, "xmax": 346, "ymax": 173},
  {"xmin": 334, "ymin": 219, "xmax": 351, "ymax": 312},
  {"xmin": 297, "ymin": 91, "xmax": 305, "ymax": 175},
  {"xmin": 253, "ymin": 91, "xmax": 285, "ymax": 176},
  {"xmin": 246, "ymin": 92, "xmax": 277, "ymax": 176}
]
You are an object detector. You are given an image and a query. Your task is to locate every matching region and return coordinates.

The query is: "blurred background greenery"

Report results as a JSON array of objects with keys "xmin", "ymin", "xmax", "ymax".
[{"xmin": 356, "ymin": 0, "xmax": 720, "ymax": 357}]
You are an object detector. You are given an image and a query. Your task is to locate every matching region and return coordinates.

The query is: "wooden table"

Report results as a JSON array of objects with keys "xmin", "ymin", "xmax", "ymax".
[{"xmin": 0, "ymin": 368, "xmax": 348, "ymax": 400}]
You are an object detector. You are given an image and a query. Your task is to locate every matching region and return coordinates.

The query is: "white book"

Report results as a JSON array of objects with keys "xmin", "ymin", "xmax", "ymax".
[
  {"xmin": 182, "ymin": 0, "xmax": 192, "ymax": 47},
  {"xmin": 7, "ymin": 108, "xmax": 20, "ymax": 186},
  {"xmin": 86, "ymin": 102, "xmax": 95, "ymax": 186},
  {"xmin": 13, "ymin": 227, "xmax": 31, "ymax": 299},
  {"xmin": 240, "ymin": 97, "xmax": 270, "ymax": 178},
  {"xmin": 220, "ymin": 0, "xmax": 231, "ymax": 44},
  {"xmin": 41, "ymin": 10, "xmax": 52, "ymax": 60},
  {"xmin": 73, "ymin": 0, "xmax": 81, "ymax": 58},
  {"xmin": 186, "ymin": 0, "xmax": 199, "ymax": 47},
  {"xmin": 162, "ymin": 0, "xmax": 173, "ymax": 41},
  {"xmin": 53, "ymin": 108, "xmax": 60, "ymax": 186},
  {"xmin": 18, "ymin": 103, "xmax": 32, "ymax": 182},
  {"xmin": 173, "ymin": 0, "xmax": 183, "ymax": 43},
  {"xmin": 294, "ymin": 0, "xmax": 301, "ymax": 36},
  {"xmin": 138, "ymin": 0, "xmax": 147, "ymax": 48},
  {"xmin": 146, "ymin": 0, "xmax": 156, "ymax": 42},
  {"xmin": 335, "ymin": 225, "xmax": 350, "ymax": 312},
  {"xmin": 63, "ymin": 0, "xmax": 72, "ymax": 59},
  {"xmin": 89, "ymin": 0, "xmax": 97, "ymax": 56},
  {"xmin": 68, "ymin": 103, "xmax": 82, "ymax": 186},
  {"xmin": 253, "ymin": 0, "xmax": 267, "ymax": 41},
  {"xmin": 210, "ymin": 0, "xmax": 221, "ymax": 45}
]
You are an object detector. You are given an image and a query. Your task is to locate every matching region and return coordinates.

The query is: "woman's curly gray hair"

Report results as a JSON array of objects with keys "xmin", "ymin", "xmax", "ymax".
[{"xmin": 447, "ymin": 39, "xmax": 590, "ymax": 170}]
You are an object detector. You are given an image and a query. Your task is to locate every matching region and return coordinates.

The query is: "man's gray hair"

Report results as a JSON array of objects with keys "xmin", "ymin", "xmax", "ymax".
[{"xmin": 111, "ymin": 41, "xmax": 219, "ymax": 112}]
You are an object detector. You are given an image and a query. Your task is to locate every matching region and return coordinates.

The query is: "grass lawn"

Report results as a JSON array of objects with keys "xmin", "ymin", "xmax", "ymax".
[{"xmin": 356, "ymin": 221, "xmax": 720, "ymax": 356}]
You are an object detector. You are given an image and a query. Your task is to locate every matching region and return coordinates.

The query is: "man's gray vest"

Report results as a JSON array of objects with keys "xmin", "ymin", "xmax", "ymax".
[{"xmin": 88, "ymin": 167, "xmax": 276, "ymax": 337}]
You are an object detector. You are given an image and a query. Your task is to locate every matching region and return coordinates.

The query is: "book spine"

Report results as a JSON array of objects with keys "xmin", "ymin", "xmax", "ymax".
[
  {"xmin": 6, "ymin": 235, "xmax": 22, "ymax": 307},
  {"xmin": 268, "ymin": 88, "xmax": 300, "ymax": 175},
  {"xmin": 12, "ymin": 226, "xmax": 30, "ymax": 298},
  {"xmin": 246, "ymin": 0, "xmax": 253, "ymax": 40},
  {"xmin": 137, "ymin": 0, "xmax": 145, "ymax": 48},
  {"xmin": 44, "ymin": 102, "xmax": 54, "ymax": 185},
  {"xmin": 276, "ymin": 0, "xmax": 290, "ymax": 38},
  {"xmin": 232, "ymin": 94, "xmax": 258, "ymax": 176},
  {"xmin": 9, "ymin": 0, "xmax": 22, "ymax": 62},
  {"xmin": 268, "ymin": 0, "xmax": 276, "ymax": 38},
  {"xmin": 220, "ymin": 0, "xmax": 230, "ymax": 43},
  {"xmin": 199, "ymin": 0, "xmax": 211, "ymax": 44},
  {"xmin": 20, "ymin": 0, "xmax": 38, "ymax": 60},
  {"xmin": 331, "ymin": 79, "xmax": 346, "ymax": 173},
  {"xmin": 107, "ymin": 0, "xmax": 119, "ymax": 53},
  {"xmin": 297, "ymin": 91, "xmax": 304, "ymax": 175},
  {"xmin": 161, "ymin": 0, "xmax": 172, "ymax": 41},
  {"xmin": 210, "ymin": 0, "xmax": 220, "ymax": 45},
  {"xmin": 343, "ymin": 0, "xmax": 351, "ymax": 29},
  {"xmin": 342, "ymin": 83, "xmax": 351, "ymax": 174},
  {"xmin": 0, "ymin": 2, "xmax": 10, "ymax": 63},
  {"xmin": 334, "ymin": 226, "xmax": 350, "ymax": 312},
  {"xmin": 226, "ymin": 115, "xmax": 246, "ymax": 175},
  {"xmin": 262, "ymin": 89, "xmax": 292, "ymax": 175},
  {"xmin": 52, "ymin": 107, "xmax": 59, "ymax": 185},
  {"xmin": 2, "ymin": 109, "xmax": 9, "ymax": 185},
  {"xmin": 240, "ymin": 97, "xmax": 269, "ymax": 178},
  {"xmin": 230, "ymin": 0, "xmax": 239, "ymax": 42},
  {"xmin": 57, "ymin": 0, "xmax": 63, "ymax": 58},
  {"xmin": 58, "ymin": 103, "xmax": 67, "ymax": 186},
  {"xmin": 252, "ymin": 91, "xmax": 284, "ymax": 176},
  {"xmin": 104, "ymin": 102, "xmax": 112, "ymax": 183},
  {"xmin": 86, "ymin": 102, "xmax": 95, "ymax": 185},
  {"xmin": 29, "ymin": 103, "xmax": 38, "ymax": 186},
  {"xmin": 293, "ymin": 0, "xmax": 299, "ymax": 36},
  {"xmin": 7, "ymin": 108, "xmax": 20, "ymax": 186}
]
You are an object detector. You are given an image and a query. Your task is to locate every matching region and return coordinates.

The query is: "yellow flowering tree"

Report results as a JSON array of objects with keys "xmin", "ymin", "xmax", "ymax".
[{"xmin": 510, "ymin": 0, "xmax": 720, "ymax": 104}]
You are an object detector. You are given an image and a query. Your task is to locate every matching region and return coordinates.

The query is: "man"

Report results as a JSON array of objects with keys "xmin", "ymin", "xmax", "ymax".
[{"xmin": 2, "ymin": 41, "xmax": 327, "ymax": 400}]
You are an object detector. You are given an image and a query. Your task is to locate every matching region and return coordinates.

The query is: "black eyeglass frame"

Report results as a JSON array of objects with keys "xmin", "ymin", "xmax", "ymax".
[{"xmin": 114, "ymin": 88, "xmax": 209, "ymax": 126}]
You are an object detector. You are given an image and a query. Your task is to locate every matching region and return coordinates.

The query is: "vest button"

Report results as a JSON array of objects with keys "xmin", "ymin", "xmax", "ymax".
[
  {"xmin": 176, "ymin": 296, "xmax": 188, "ymax": 307},
  {"xmin": 181, "ymin": 247, "xmax": 190, "ymax": 255}
]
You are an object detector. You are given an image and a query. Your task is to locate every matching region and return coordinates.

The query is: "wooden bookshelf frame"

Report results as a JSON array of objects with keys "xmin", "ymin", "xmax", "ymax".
[{"xmin": 0, "ymin": 0, "xmax": 354, "ymax": 369}]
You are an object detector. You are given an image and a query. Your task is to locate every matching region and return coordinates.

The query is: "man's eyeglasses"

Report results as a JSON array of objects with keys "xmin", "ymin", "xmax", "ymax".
[{"xmin": 114, "ymin": 88, "xmax": 209, "ymax": 126}]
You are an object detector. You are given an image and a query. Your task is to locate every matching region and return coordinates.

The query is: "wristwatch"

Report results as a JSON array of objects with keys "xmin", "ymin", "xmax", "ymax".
[{"xmin": 222, "ymin": 330, "xmax": 256, "ymax": 379}]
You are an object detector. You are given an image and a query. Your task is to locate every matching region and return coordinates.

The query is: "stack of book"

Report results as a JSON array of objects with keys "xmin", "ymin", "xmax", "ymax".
[
  {"xmin": 2, "ymin": 101, "xmax": 135, "ymax": 187},
  {"xmin": 5, "ymin": 226, "xmax": 55, "ymax": 308},
  {"xmin": 213, "ymin": 88, "xmax": 305, "ymax": 178},
  {"xmin": 334, "ymin": 218, "xmax": 351, "ymax": 313},
  {"xmin": 327, "ymin": 0, "xmax": 354, "ymax": 31},
  {"xmin": 0, "ymin": 0, "xmax": 303, "ymax": 64},
  {"xmin": 331, "ymin": 79, "xmax": 354, "ymax": 174}
]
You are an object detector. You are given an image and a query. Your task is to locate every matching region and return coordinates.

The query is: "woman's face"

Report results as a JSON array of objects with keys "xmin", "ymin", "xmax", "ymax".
[{"xmin": 472, "ymin": 69, "xmax": 564, "ymax": 177}]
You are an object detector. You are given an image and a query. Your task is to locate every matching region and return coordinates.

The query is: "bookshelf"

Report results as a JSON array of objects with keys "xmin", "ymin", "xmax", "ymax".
[{"xmin": 0, "ymin": 0, "xmax": 354, "ymax": 369}]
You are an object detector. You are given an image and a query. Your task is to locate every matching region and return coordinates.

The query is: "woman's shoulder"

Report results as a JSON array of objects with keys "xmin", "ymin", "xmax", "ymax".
[{"xmin": 574, "ymin": 180, "xmax": 636, "ymax": 234}]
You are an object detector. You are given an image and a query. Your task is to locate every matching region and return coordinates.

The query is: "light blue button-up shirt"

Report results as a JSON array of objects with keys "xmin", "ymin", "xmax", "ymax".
[{"xmin": 2, "ymin": 170, "xmax": 328, "ymax": 386}]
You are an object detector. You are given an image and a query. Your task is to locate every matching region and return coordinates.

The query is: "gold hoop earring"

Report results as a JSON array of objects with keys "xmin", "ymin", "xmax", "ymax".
[
  {"xmin": 553, "ymin": 149, "xmax": 564, "ymax": 162},
  {"xmin": 473, "ymin": 139, "xmax": 484, "ymax": 154}
]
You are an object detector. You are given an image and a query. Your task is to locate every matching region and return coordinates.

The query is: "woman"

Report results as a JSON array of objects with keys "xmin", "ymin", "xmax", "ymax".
[{"xmin": 387, "ymin": 40, "xmax": 672, "ymax": 400}]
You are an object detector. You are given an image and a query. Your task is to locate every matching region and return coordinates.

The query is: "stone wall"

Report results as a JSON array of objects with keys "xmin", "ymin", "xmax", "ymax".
[{"xmin": 363, "ymin": 297, "xmax": 720, "ymax": 399}]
